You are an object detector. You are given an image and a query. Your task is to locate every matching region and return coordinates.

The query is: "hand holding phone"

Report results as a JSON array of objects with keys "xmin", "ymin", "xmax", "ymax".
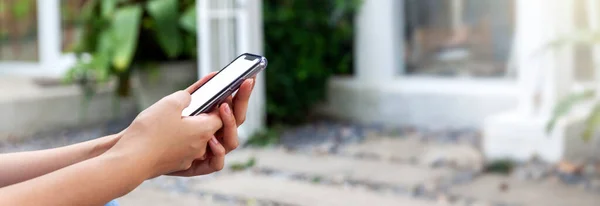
[{"xmin": 182, "ymin": 53, "xmax": 267, "ymax": 116}]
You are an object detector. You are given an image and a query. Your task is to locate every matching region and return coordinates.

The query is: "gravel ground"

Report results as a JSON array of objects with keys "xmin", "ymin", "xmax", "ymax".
[
  {"xmin": 0, "ymin": 114, "xmax": 135, "ymax": 153},
  {"xmin": 1, "ymin": 118, "xmax": 599, "ymax": 202}
]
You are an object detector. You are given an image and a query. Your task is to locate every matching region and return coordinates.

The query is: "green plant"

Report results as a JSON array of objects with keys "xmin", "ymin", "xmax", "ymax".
[
  {"xmin": 263, "ymin": 0, "xmax": 361, "ymax": 125},
  {"xmin": 65, "ymin": 0, "xmax": 197, "ymax": 96},
  {"xmin": 229, "ymin": 157, "xmax": 257, "ymax": 171},
  {"xmin": 545, "ymin": 30, "xmax": 600, "ymax": 141},
  {"xmin": 484, "ymin": 159, "xmax": 515, "ymax": 174},
  {"xmin": 245, "ymin": 126, "xmax": 284, "ymax": 147}
]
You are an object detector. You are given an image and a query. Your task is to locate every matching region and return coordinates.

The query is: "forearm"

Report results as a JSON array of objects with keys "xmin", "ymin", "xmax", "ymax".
[
  {"xmin": 0, "ymin": 134, "xmax": 120, "ymax": 187},
  {"xmin": 0, "ymin": 150, "xmax": 150, "ymax": 206}
]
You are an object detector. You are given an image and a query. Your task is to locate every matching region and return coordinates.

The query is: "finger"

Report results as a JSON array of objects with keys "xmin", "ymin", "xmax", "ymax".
[
  {"xmin": 183, "ymin": 112, "xmax": 223, "ymax": 135},
  {"xmin": 165, "ymin": 90, "xmax": 192, "ymax": 111},
  {"xmin": 223, "ymin": 96, "xmax": 233, "ymax": 111},
  {"xmin": 208, "ymin": 137, "xmax": 226, "ymax": 171},
  {"xmin": 219, "ymin": 103, "xmax": 239, "ymax": 152},
  {"xmin": 232, "ymin": 79, "xmax": 254, "ymax": 126},
  {"xmin": 196, "ymin": 153, "xmax": 207, "ymax": 160},
  {"xmin": 186, "ymin": 72, "xmax": 217, "ymax": 93}
]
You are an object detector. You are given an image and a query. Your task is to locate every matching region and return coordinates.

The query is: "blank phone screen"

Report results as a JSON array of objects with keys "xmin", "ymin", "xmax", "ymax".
[{"xmin": 181, "ymin": 56, "xmax": 259, "ymax": 116}]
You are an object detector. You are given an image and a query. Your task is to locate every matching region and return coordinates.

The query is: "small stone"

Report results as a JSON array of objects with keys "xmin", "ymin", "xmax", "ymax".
[
  {"xmin": 452, "ymin": 172, "xmax": 476, "ymax": 184},
  {"xmin": 583, "ymin": 163, "xmax": 597, "ymax": 177},
  {"xmin": 587, "ymin": 179, "xmax": 600, "ymax": 191},
  {"xmin": 557, "ymin": 160, "xmax": 583, "ymax": 175},
  {"xmin": 498, "ymin": 182, "xmax": 509, "ymax": 192},
  {"xmin": 437, "ymin": 194, "xmax": 449, "ymax": 205},
  {"xmin": 557, "ymin": 172, "xmax": 585, "ymax": 185},
  {"xmin": 469, "ymin": 201, "xmax": 492, "ymax": 206},
  {"xmin": 420, "ymin": 144, "xmax": 483, "ymax": 171}
]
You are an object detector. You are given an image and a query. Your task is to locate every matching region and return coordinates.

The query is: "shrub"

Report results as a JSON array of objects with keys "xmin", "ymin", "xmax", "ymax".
[{"xmin": 263, "ymin": 0, "xmax": 361, "ymax": 125}]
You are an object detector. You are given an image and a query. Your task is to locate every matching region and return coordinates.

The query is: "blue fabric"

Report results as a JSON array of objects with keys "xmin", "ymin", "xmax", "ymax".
[{"xmin": 105, "ymin": 200, "xmax": 119, "ymax": 206}]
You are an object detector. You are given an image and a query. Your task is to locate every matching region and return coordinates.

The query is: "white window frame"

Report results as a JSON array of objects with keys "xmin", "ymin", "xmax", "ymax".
[
  {"xmin": 0, "ymin": 0, "xmax": 75, "ymax": 78},
  {"xmin": 197, "ymin": 0, "xmax": 265, "ymax": 140}
]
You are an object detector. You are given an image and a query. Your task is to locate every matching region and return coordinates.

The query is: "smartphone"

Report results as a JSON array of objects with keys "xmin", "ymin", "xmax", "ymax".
[{"xmin": 181, "ymin": 53, "xmax": 267, "ymax": 116}]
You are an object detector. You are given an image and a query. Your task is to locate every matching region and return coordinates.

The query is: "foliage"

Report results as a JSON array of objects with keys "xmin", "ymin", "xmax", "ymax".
[
  {"xmin": 546, "ymin": 90, "xmax": 595, "ymax": 134},
  {"xmin": 65, "ymin": 0, "xmax": 197, "ymax": 96},
  {"xmin": 484, "ymin": 159, "xmax": 515, "ymax": 174},
  {"xmin": 263, "ymin": 0, "xmax": 361, "ymax": 125},
  {"xmin": 229, "ymin": 157, "xmax": 257, "ymax": 171},
  {"xmin": 245, "ymin": 126, "xmax": 284, "ymax": 147},
  {"xmin": 545, "ymin": 29, "xmax": 600, "ymax": 141}
]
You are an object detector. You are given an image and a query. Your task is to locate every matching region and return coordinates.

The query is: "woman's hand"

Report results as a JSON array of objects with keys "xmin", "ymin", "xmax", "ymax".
[
  {"xmin": 168, "ymin": 72, "xmax": 255, "ymax": 176},
  {"xmin": 106, "ymin": 90, "xmax": 223, "ymax": 178}
]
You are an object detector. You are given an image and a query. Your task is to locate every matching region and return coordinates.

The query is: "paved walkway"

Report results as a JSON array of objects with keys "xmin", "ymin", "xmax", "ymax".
[{"xmin": 118, "ymin": 137, "xmax": 600, "ymax": 206}]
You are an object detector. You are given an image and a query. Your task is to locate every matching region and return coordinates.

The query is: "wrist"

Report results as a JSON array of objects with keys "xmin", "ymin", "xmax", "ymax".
[
  {"xmin": 100, "ymin": 145, "xmax": 155, "ymax": 181},
  {"xmin": 95, "ymin": 149, "xmax": 152, "ymax": 192},
  {"xmin": 88, "ymin": 133, "xmax": 121, "ymax": 159}
]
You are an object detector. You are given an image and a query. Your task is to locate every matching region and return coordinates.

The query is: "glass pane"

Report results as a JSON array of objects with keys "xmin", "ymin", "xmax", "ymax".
[
  {"xmin": 403, "ymin": 0, "xmax": 516, "ymax": 77},
  {"xmin": 0, "ymin": 0, "xmax": 39, "ymax": 62},
  {"xmin": 60, "ymin": 0, "xmax": 89, "ymax": 53},
  {"xmin": 210, "ymin": 17, "xmax": 238, "ymax": 70},
  {"xmin": 573, "ymin": 0, "xmax": 594, "ymax": 82}
]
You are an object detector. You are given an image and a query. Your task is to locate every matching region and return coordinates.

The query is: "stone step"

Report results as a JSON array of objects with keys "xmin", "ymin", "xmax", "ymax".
[
  {"xmin": 119, "ymin": 182, "xmax": 222, "ymax": 206},
  {"xmin": 225, "ymin": 148, "xmax": 455, "ymax": 189},
  {"xmin": 339, "ymin": 137, "xmax": 426, "ymax": 161},
  {"xmin": 449, "ymin": 175, "xmax": 600, "ymax": 206},
  {"xmin": 192, "ymin": 172, "xmax": 447, "ymax": 206},
  {"xmin": 339, "ymin": 138, "xmax": 483, "ymax": 171}
]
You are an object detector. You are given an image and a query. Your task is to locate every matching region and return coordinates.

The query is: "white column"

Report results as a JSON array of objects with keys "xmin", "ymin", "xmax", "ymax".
[
  {"xmin": 239, "ymin": 0, "xmax": 266, "ymax": 139},
  {"xmin": 484, "ymin": 0, "xmax": 577, "ymax": 162},
  {"xmin": 513, "ymin": 0, "xmax": 575, "ymax": 116},
  {"xmin": 197, "ymin": 0, "xmax": 212, "ymax": 78},
  {"xmin": 513, "ymin": 0, "xmax": 549, "ymax": 116},
  {"xmin": 587, "ymin": 0, "xmax": 600, "ymax": 96},
  {"xmin": 37, "ymin": 0, "xmax": 62, "ymax": 71},
  {"xmin": 540, "ymin": 0, "xmax": 575, "ymax": 115},
  {"xmin": 355, "ymin": 0, "xmax": 403, "ymax": 81}
]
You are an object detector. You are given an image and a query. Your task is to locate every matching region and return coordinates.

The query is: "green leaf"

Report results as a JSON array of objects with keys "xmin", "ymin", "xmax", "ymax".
[
  {"xmin": 146, "ymin": 0, "xmax": 183, "ymax": 58},
  {"xmin": 538, "ymin": 30, "xmax": 600, "ymax": 57},
  {"xmin": 12, "ymin": 0, "xmax": 32, "ymax": 20},
  {"xmin": 583, "ymin": 103, "xmax": 600, "ymax": 142},
  {"xmin": 582, "ymin": 103, "xmax": 600, "ymax": 142},
  {"xmin": 101, "ymin": 0, "xmax": 117, "ymax": 18},
  {"xmin": 179, "ymin": 6, "xmax": 196, "ymax": 34},
  {"xmin": 546, "ymin": 90, "xmax": 594, "ymax": 133},
  {"xmin": 111, "ymin": 5, "xmax": 142, "ymax": 72}
]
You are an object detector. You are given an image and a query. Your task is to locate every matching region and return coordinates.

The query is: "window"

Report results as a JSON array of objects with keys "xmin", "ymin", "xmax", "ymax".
[
  {"xmin": 60, "ymin": 0, "xmax": 88, "ymax": 53},
  {"xmin": 0, "ymin": 0, "xmax": 39, "ymax": 62},
  {"xmin": 403, "ymin": 0, "xmax": 516, "ymax": 77}
]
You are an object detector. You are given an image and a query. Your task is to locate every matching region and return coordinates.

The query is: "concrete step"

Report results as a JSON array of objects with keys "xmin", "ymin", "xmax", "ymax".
[
  {"xmin": 119, "ymin": 182, "xmax": 222, "ymax": 206},
  {"xmin": 449, "ymin": 175, "xmax": 600, "ymax": 206},
  {"xmin": 339, "ymin": 137, "xmax": 426, "ymax": 161},
  {"xmin": 0, "ymin": 76, "xmax": 135, "ymax": 139},
  {"xmin": 226, "ymin": 148, "xmax": 455, "ymax": 189},
  {"xmin": 339, "ymin": 138, "xmax": 484, "ymax": 171},
  {"xmin": 191, "ymin": 172, "xmax": 446, "ymax": 206}
]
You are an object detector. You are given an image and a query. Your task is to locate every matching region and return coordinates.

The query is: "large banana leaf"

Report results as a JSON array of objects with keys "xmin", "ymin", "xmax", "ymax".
[
  {"xmin": 179, "ymin": 6, "xmax": 196, "ymax": 34},
  {"xmin": 111, "ymin": 5, "xmax": 142, "ymax": 72},
  {"xmin": 146, "ymin": 0, "xmax": 183, "ymax": 58},
  {"xmin": 94, "ymin": 30, "xmax": 114, "ymax": 81},
  {"xmin": 546, "ymin": 90, "xmax": 594, "ymax": 133},
  {"xmin": 101, "ymin": 0, "xmax": 117, "ymax": 18}
]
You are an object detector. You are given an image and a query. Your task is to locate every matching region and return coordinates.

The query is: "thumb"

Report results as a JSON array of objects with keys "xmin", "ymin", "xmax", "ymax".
[{"xmin": 164, "ymin": 90, "xmax": 192, "ymax": 111}]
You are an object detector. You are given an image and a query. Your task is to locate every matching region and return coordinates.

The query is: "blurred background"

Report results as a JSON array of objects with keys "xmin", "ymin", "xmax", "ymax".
[{"xmin": 1, "ymin": 0, "xmax": 600, "ymax": 205}]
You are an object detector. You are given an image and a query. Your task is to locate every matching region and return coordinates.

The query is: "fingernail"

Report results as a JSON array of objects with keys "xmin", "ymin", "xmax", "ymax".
[
  {"xmin": 223, "ymin": 103, "xmax": 231, "ymax": 114},
  {"xmin": 249, "ymin": 79, "xmax": 254, "ymax": 87},
  {"xmin": 210, "ymin": 137, "xmax": 220, "ymax": 145}
]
